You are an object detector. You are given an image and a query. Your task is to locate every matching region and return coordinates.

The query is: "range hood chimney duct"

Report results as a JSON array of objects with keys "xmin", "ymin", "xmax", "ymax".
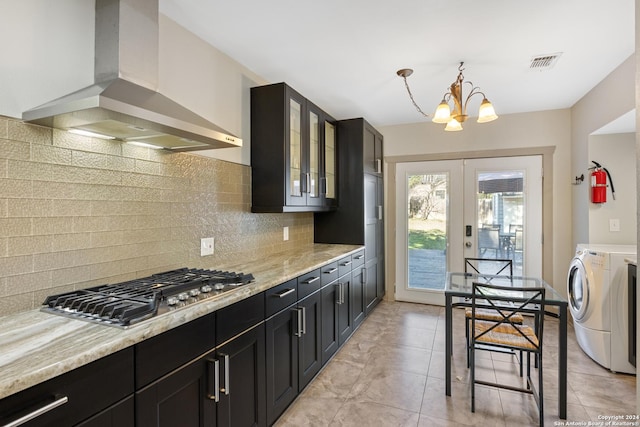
[{"xmin": 22, "ymin": 0, "xmax": 242, "ymax": 151}]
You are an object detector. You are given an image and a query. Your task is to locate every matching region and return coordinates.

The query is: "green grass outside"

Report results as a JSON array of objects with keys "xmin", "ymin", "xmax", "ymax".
[{"xmin": 408, "ymin": 229, "xmax": 447, "ymax": 250}]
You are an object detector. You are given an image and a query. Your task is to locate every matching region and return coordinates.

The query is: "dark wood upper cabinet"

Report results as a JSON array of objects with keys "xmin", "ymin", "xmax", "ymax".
[{"xmin": 251, "ymin": 83, "xmax": 336, "ymax": 212}]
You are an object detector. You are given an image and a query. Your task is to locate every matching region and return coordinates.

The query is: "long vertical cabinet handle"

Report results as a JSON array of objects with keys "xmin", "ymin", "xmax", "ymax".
[
  {"xmin": 301, "ymin": 306, "xmax": 307, "ymax": 335},
  {"xmin": 206, "ymin": 358, "xmax": 220, "ymax": 402},
  {"xmin": 362, "ymin": 267, "xmax": 367, "ymax": 284},
  {"xmin": 335, "ymin": 283, "xmax": 341, "ymax": 304},
  {"xmin": 377, "ymin": 206, "xmax": 383, "ymax": 220},
  {"xmin": 376, "ymin": 158, "xmax": 382, "ymax": 174},
  {"xmin": 341, "ymin": 282, "xmax": 345, "ymax": 304},
  {"xmin": 219, "ymin": 353, "xmax": 230, "ymax": 396},
  {"xmin": 306, "ymin": 173, "xmax": 311, "ymax": 194},
  {"xmin": 294, "ymin": 307, "xmax": 303, "ymax": 337}
]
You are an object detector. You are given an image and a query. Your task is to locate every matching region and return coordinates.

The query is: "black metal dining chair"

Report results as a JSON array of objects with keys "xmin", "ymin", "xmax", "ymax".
[
  {"xmin": 463, "ymin": 258, "xmax": 523, "ymax": 368},
  {"xmin": 470, "ymin": 282, "xmax": 546, "ymax": 426}
]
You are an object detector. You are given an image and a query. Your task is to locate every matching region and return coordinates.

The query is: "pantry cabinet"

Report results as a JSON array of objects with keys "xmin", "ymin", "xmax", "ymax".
[
  {"xmin": 315, "ymin": 118, "xmax": 385, "ymax": 313},
  {"xmin": 251, "ymin": 82, "xmax": 336, "ymax": 212}
]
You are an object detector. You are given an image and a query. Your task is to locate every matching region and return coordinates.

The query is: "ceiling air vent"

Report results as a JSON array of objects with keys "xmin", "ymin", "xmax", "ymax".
[{"xmin": 529, "ymin": 53, "xmax": 562, "ymax": 70}]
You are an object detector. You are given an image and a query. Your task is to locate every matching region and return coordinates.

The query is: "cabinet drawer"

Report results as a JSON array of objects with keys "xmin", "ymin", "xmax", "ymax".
[
  {"xmin": 321, "ymin": 262, "xmax": 339, "ymax": 286},
  {"xmin": 266, "ymin": 279, "xmax": 297, "ymax": 317},
  {"xmin": 217, "ymin": 292, "xmax": 265, "ymax": 345},
  {"xmin": 338, "ymin": 256, "xmax": 353, "ymax": 277},
  {"xmin": 0, "ymin": 348, "xmax": 134, "ymax": 427},
  {"xmin": 298, "ymin": 269, "xmax": 321, "ymax": 299},
  {"xmin": 351, "ymin": 250, "xmax": 365, "ymax": 269}
]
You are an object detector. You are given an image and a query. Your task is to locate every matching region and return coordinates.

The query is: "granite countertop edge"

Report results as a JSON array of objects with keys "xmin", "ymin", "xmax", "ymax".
[{"xmin": 0, "ymin": 243, "xmax": 363, "ymax": 400}]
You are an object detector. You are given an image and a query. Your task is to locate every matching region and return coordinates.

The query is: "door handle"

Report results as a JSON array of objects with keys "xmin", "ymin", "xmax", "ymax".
[{"xmin": 465, "ymin": 241, "xmax": 472, "ymax": 248}]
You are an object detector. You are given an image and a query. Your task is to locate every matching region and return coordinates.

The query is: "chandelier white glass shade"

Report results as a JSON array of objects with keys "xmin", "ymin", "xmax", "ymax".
[{"xmin": 396, "ymin": 62, "xmax": 498, "ymax": 131}]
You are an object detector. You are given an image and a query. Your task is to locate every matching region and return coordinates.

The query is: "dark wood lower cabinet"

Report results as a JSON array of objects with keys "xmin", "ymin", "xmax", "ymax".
[
  {"xmin": 136, "ymin": 355, "xmax": 216, "ymax": 427},
  {"xmin": 298, "ymin": 291, "xmax": 322, "ymax": 390},
  {"xmin": 352, "ymin": 266, "xmax": 366, "ymax": 329},
  {"xmin": 265, "ymin": 291, "xmax": 322, "ymax": 425},
  {"xmin": 216, "ymin": 324, "xmax": 266, "ymax": 427},
  {"xmin": 321, "ymin": 282, "xmax": 340, "ymax": 364},
  {"xmin": 337, "ymin": 274, "xmax": 353, "ymax": 346},
  {"xmin": 265, "ymin": 306, "xmax": 299, "ymax": 426}
]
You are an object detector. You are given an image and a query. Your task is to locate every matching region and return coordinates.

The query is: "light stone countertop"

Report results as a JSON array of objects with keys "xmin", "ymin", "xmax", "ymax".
[{"xmin": 0, "ymin": 243, "xmax": 363, "ymax": 400}]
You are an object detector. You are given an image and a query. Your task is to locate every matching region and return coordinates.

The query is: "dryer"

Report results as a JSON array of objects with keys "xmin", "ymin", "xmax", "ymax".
[{"xmin": 567, "ymin": 244, "xmax": 636, "ymax": 374}]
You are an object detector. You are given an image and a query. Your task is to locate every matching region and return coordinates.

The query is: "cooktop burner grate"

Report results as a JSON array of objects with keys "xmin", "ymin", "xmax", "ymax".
[{"xmin": 42, "ymin": 268, "xmax": 254, "ymax": 328}]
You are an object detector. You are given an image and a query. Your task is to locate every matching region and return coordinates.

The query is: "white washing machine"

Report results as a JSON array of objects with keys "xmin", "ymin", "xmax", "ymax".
[{"xmin": 567, "ymin": 244, "xmax": 636, "ymax": 374}]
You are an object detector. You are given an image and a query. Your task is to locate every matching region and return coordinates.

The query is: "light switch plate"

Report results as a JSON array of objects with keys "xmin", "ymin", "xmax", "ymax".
[
  {"xmin": 201, "ymin": 237, "xmax": 214, "ymax": 256},
  {"xmin": 609, "ymin": 219, "xmax": 620, "ymax": 232}
]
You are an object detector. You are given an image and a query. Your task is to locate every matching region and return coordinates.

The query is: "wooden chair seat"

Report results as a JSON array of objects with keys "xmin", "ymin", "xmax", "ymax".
[{"xmin": 473, "ymin": 320, "xmax": 539, "ymax": 350}]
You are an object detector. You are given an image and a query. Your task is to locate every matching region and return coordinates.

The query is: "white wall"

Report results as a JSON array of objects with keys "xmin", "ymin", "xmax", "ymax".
[
  {"xmin": 0, "ymin": 0, "xmax": 265, "ymax": 166},
  {"xmin": 379, "ymin": 109, "xmax": 572, "ymax": 297},
  {"xmin": 571, "ymin": 55, "xmax": 635, "ymax": 246},
  {"xmin": 588, "ymin": 133, "xmax": 637, "ymax": 244}
]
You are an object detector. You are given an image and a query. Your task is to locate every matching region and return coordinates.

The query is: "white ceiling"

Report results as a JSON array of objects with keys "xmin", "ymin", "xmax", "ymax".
[{"xmin": 160, "ymin": 0, "xmax": 635, "ymax": 131}]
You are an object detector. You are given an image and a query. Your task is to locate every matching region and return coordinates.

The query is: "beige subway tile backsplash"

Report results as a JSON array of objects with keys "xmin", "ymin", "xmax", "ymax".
[{"xmin": 0, "ymin": 116, "xmax": 313, "ymax": 316}]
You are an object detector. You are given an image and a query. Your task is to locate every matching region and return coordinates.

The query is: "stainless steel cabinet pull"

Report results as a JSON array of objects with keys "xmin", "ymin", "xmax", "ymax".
[
  {"xmin": 206, "ymin": 358, "xmax": 220, "ymax": 402},
  {"xmin": 341, "ymin": 282, "xmax": 345, "ymax": 304},
  {"xmin": 335, "ymin": 283, "xmax": 341, "ymax": 304},
  {"xmin": 219, "ymin": 353, "xmax": 230, "ymax": 396},
  {"xmin": 377, "ymin": 205, "xmax": 383, "ymax": 220},
  {"xmin": 362, "ymin": 267, "xmax": 367, "ymax": 283},
  {"xmin": 294, "ymin": 308, "xmax": 303, "ymax": 337},
  {"xmin": 275, "ymin": 288, "xmax": 295, "ymax": 298},
  {"xmin": 325, "ymin": 268, "xmax": 338, "ymax": 274},
  {"xmin": 341, "ymin": 261, "xmax": 352, "ymax": 267},
  {"xmin": 355, "ymin": 254, "xmax": 364, "ymax": 260},
  {"xmin": 3, "ymin": 395, "xmax": 68, "ymax": 427},
  {"xmin": 306, "ymin": 173, "xmax": 311, "ymax": 194},
  {"xmin": 304, "ymin": 276, "xmax": 319, "ymax": 284},
  {"xmin": 376, "ymin": 158, "xmax": 382, "ymax": 174},
  {"xmin": 301, "ymin": 306, "xmax": 307, "ymax": 335}
]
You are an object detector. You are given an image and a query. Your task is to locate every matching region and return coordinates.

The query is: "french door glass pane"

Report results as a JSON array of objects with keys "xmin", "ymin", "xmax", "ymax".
[
  {"xmin": 475, "ymin": 170, "xmax": 524, "ymax": 275},
  {"xmin": 407, "ymin": 172, "xmax": 448, "ymax": 290}
]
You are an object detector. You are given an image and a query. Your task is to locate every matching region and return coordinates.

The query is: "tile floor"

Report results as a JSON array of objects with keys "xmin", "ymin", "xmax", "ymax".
[{"xmin": 275, "ymin": 300, "xmax": 637, "ymax": 426}]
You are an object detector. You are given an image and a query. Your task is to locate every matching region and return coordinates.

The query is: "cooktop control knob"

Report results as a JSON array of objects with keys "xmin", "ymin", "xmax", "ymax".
[
  {"xmin": 188, "ymin": 289, "xmax": 201, "ymax": 297},
  {"xmin": 201, "ymin": 284, "xmax": 213, "ymax": 293},
  {"xmin": 178, "ymin": 293, "xmax": 189, "ymax": 301},
  {"xmin": 167, "ymin": 296, "xmax": 179, "ymax": 306},
  {"xmin": 214, "ymin": 283, "xmax": 225, "ymax": 290}
]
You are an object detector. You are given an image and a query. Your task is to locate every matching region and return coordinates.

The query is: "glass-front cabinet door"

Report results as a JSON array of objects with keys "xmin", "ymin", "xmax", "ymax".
[
  {"xmin": 324, "ymin": 120, "xmax": 336, "ymax": 205},
  {"xmin": 307, "ymin": 108, "xmax": 321, "ymax": 205},
  {"xmin": 287, "ymin": 96, "xmax": 305, "ymax": 206}
]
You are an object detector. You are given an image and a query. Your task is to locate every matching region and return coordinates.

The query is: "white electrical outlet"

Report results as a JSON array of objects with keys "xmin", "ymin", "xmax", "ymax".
[
  {"xmin": 201, "ymin": 237, "xmax": 214, "ymax": 256},
  {"xmin": 283, "ymin": 226, "xmax": 289, "ymax": 241},
  {"xmin": 609, "ymin": 219, "xmax": 620, "ymax": 232}
]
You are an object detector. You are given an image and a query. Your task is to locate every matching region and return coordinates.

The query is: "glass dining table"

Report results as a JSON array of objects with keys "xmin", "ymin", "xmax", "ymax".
[{"xmin": 445, "ymin": 272, "xmax": 568, "ymax": 419}]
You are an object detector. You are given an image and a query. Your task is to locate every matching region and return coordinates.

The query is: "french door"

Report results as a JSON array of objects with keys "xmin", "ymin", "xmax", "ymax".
[{"xmin": 395, "ymin": 156, "xmax": 542, "ymax": 305}]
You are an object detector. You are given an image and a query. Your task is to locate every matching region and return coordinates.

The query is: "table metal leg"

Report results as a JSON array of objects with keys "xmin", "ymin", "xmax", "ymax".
[
  {"xmin": 445, "ymin": 294, "xmax": 452, "ymax": 396},
  {"xmin": 559, "ymin": 304, "xmax": 568, "ymax": 419}
]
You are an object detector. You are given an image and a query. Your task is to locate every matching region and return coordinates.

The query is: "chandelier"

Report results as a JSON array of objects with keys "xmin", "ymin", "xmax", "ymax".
[{"xmin": 396, "ymin": 62, "xmax": 498, "ymax": 131}]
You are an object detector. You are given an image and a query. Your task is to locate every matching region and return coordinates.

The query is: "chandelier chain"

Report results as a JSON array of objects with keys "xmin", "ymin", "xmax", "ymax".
[{"xmin": 401, "ymin": 75, "xmax": 430, "ymax": 118}]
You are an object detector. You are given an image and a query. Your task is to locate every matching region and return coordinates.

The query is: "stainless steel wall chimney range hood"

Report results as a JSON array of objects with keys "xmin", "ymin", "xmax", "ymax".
[{"xmin": 22, "ymin": 0, "xmax": 241, "ymax": 152}]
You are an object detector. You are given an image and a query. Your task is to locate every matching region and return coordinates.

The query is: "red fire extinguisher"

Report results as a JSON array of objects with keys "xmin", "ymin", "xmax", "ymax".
[{"xmin": 590, "ymin": 161, "xmax": 615, "ymax": 203}]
